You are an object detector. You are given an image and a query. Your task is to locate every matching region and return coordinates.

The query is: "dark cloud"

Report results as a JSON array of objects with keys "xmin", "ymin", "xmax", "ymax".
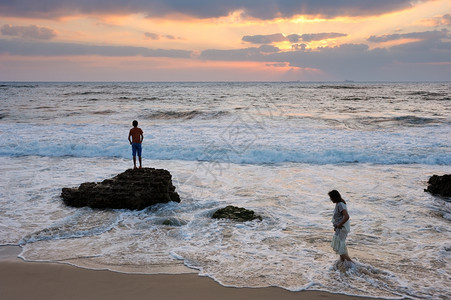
[
  {"xmin": 144, "ymin": 32, "xmax": 160, "ymax": 40},
  {"xmin": 259, "ymin": 45, "xmax": 280, "ymax": 53},
  {"xmin": 286, "ymin": 34, "xmax": 301, "ymax": 43},
  {"xmin": 317, "ymin": 43, "xmax": 369, "ymax": 53},
  {"xmin": 269, "ymin": 41, "xmax": 451, "ymax": 80},
  {"xmin": 200, "ymin": 47, "xmax": 264, "ymax": 61},
  {"xmin": 242, "ymin": 33, "xmax": 286, "ymax": 44},
  {"xmin": 144, "ymin": 32, "xmax": 181, "ymax": 41},
  {"xmin": 0, "ymin": 39, "xmax": 192, "ymax": 58},
  {"xmin": 386, "ymin": 39, "xmax": 451, "ymax": 64},
  {"xmin": 443, "ymin": 14, "xmax": 451, "ymax": 26},
  {"xmin": 287, "ymin": 32, "xmax": 347, "ymax": 43},
  {"xmin": 266, "ymin": 62, "xmax": 289, "ymax": 68},
  {"xmin": 243, "ymin": 32, "xmax": 347, "ymax": 45},
  {"xmin": 200, "ymin": 43, "xmax": 371, "ymax": 62},
  {"xmin": 1, "ymin": 24, "xmax": 56, "ymax": 40},
  {"xmin": 0, "ymin": 0, "xmax": 428, "ymax": 20},
  {"xmin": 368, "ymin": 29, "xmax": 449, "ymax": 42},
  {"xmin": 291, "ymin": 43, "xmax": 307, "ymax": 51},
  {"xmin": 200, "ymin": 29, "xmax": 451, "ymax": 80}
]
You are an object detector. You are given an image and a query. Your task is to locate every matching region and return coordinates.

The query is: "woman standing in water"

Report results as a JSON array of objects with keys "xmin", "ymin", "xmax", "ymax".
[{"xmin": 329, "ymin": 190, "xmax": 353, "ymax": 263}]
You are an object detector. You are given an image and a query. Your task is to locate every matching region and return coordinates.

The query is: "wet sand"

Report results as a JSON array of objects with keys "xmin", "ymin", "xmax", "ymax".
[{"xmin": 0, "ymin": 246, "xmax": 373, "ymax": 300}]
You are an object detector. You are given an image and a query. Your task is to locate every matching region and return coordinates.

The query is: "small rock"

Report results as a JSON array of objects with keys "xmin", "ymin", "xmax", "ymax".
[
  {"xmin": 212, "ymin": 205, "xmax": 262, "ymax": 222},
  {"xmin": 161, "ymin": 218, "xmax": 187, "ymax": 226},
  {"xmin": 425, "ymin": 174, "xmax": 451, "ymax": 197}
]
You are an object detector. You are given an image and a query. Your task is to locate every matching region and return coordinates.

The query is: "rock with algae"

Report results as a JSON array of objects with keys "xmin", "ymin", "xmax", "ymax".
[{"xmin": 61, "ymin": 168, "xmax": 180, "ymax": 210}]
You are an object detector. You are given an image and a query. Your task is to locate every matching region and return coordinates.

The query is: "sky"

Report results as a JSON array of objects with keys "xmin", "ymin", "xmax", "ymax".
[{"xmin": 0, "ymin": 0, "xmax": 450, "ymax": 81}]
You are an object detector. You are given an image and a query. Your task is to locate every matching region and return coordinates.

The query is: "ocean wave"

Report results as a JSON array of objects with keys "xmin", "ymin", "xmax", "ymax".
[
  {"xmin": 91, "ymin": 109, "xmax": 116, "ymax": 115},
  {"xmin": 285, "ymin": 115, "xmax": 448, "ymax": 130},
  {"xmin": 393, "ymin": 115, "xmax": 441, "ymax": 125},
  {"xmin": 0, "ymin": 120, "xmax": 449, "ymax": 165},
  {"xmin": 0, "ymin": 84, "xmax": 38, "ymax": 88},
  {"xmin": 317, "ymin": 85, "xmax": 367, "ymax": 90},
  {"xmin": 343, "ymin": 115, "xmax": 448, "ymax": 130},
  {"xmin": 1, "ymin": 141, "xmax": 449, "ymax": 165},
  {"xmin": 407, "ymin": 91, "xmax": 448, "ymax": 97},
  {"xmin": 117, "ymin": 96, "xmax": 160, "ymax": 101},
  {"xmin": 62, "ymin": 91, "xmax": 109, "ymax": 97},
  {"xmin": 141, "ymin": 110, "xmax": 230, "ymax": 120}
]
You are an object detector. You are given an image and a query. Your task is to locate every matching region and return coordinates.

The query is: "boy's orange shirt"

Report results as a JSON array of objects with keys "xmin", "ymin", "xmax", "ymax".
[{"xmin": 129, "ymin": 127, "xmax": 143, "ymax": 144}]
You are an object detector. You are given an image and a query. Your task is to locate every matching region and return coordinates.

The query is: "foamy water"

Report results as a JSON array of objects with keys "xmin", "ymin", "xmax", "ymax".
[{"xmin": 0, "ymin": 82, "xmax": 450, "ymax": 299}]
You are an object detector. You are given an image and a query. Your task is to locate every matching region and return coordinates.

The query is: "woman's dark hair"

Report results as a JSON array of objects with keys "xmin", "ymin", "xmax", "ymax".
[
  {"xmin": 132, "ymin": 120, "xmax": 138, "ymax": 127},
  {"xmin": 328, "ymin": 190, "xmax": 346, "ymax": 204}
]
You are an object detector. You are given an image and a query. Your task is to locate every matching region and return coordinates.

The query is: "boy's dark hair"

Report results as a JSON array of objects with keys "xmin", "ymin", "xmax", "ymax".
[{"xmin": 132, "ymin": 120, "xmax": 138, "ymax": 127}]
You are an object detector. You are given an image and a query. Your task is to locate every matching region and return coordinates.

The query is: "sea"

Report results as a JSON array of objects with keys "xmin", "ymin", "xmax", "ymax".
[{"xmin": 0, "ymin": 82, "xmax": 450, "ymax": 299}]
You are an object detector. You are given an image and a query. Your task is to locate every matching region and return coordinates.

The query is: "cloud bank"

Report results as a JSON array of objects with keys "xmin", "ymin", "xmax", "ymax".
[
  {"xmin": 202, "ymin": 29, "xmax": 451, "ymax": 80},
  {"xmin": 242, "ymin": 32, "xmax": 347, "ymax": 44},
  {"xmin": 0, "ymin": 39, "xmax": 192, "ymax": 58},
  {"xmin": 2, "ymin": 27, "xmax": 448, "ymax": 80},
  {"xmin": 368, "ymin": 29, "xmax": 449, "ymax": 42},
  {"xmin": 287, "ymin": 33, "xmax": 348, "ymax": 43},
  {"xmin": 144, "ymin": 32, "xmax": 181, "ymax": 40},
  {"xmin": 242, "ymin": 33, "xmax": 286, "ymax": 44},
  {"xmin": 0, "ymin": 0, "xmax": 429, "ymax": 20},
  {"xmin": 1, "ymin": 24, "xmax": 56, "ymax": 40}
]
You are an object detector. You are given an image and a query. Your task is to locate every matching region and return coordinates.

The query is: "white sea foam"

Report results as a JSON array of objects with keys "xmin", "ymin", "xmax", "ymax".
[
  {"xmin": 2, "ymin": 156, "xmax": 449, "ymax": 298},
  {"xmin": 0, "ymin": 122, "xmax": 449, "ymax": 165}
]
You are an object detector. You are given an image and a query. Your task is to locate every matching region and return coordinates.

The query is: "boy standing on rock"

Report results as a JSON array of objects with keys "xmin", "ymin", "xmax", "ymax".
[{"xmin": 128, "ymin": 120, "xmax": 144, "ymax": 169}]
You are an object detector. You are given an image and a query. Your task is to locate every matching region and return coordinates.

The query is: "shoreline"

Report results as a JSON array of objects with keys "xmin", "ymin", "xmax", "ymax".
[{"xmin": 0, "ymin": 246, "xmax": 374, "ymax": 300}]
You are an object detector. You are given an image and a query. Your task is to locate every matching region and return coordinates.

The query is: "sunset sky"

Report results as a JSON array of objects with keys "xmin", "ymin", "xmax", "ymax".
[{"xmin": 0, "ymin": 0, "xmax": 450, "ymax": 81}]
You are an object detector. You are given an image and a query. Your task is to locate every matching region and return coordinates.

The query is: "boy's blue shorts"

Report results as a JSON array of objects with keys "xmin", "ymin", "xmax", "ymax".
[{"xmin": 132, "ymin": 143, "xmax": 142, "ymax": 157}]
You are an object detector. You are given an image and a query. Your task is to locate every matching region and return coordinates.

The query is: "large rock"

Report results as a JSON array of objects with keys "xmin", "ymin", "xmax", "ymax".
[
  {"xmin": 61, "ymin": 168, "xmax": 180, "ymax": 210},
  {"xmin": 425, "ymin": 174, "xmax": 451, "ymax": 197},
  {"xmin": 212, "ymin": 205, "xmax": 262, "ymax": 222}
]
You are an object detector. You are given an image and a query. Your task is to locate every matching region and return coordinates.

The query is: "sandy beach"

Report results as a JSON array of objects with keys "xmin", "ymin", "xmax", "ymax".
[{"xmin": 0, "ymin": 246, "xmax": 372, "ymax": 300}]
